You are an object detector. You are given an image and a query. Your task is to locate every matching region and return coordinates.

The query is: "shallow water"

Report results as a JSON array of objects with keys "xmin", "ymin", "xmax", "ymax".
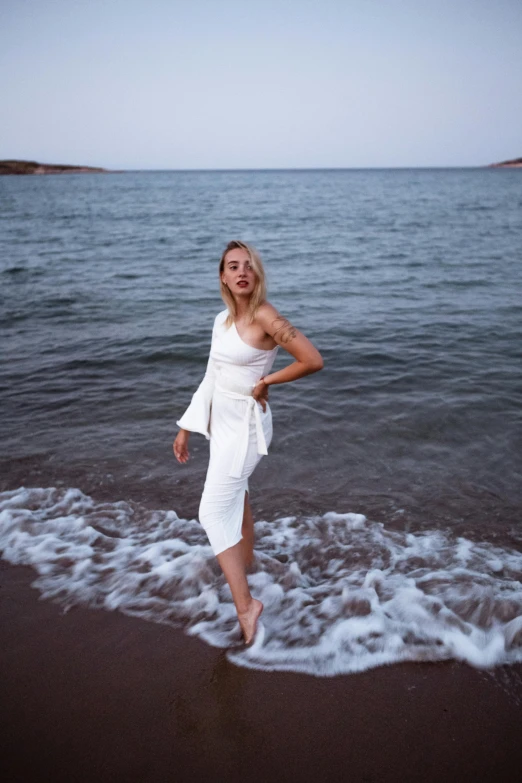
[{"xmin": 1, "ymin": 486, "xmax": 521, "ymax": 675}]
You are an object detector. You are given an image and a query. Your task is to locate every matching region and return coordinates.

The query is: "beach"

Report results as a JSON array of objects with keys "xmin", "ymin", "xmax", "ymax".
[
  {"xmin": 2, "ymin": 560, "xmax": 522, "ymax": 783},
  {"xmin": 1, "ymin": 168, "xmax": 522, "ymax": 779}
]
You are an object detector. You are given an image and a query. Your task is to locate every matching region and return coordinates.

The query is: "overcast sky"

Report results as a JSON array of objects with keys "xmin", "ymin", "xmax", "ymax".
[{"xmin": 1, "ymin": 0, "xmax": 521, "ymax": 169}]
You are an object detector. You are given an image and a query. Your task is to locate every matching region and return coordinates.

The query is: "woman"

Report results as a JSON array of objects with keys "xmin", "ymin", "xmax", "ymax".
[{"xmin": 173, "ymin": 240, "xmax": 323, "ymax": 644}]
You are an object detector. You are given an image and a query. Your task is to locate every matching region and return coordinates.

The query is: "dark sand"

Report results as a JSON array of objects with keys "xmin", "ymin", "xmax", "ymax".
[{"xmin": 1, "ymin": 561, "xmax": 521, "ymax": 783}]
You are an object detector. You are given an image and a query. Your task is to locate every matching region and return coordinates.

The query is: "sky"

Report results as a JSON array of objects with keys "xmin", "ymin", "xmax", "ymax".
[{"xmin": 1, "ymin": 0, "xmax": 521, "ymax": 169}]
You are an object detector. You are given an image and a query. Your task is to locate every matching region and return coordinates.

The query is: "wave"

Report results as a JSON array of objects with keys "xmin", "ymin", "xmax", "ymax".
[{"xmin": 1, "ymin": 486, "xmax": 521, "ymax": 677}]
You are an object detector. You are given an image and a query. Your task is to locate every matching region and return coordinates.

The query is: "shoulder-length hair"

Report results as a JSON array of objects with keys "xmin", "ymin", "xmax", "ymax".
[{"xmin": 219, "ymin": 240, "xmax": 267, "ymax": 327}]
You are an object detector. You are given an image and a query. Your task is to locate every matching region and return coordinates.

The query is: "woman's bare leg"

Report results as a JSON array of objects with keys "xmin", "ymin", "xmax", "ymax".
[
  {"xmin": 241, "ymin": 491, "xmax": 255, "ymax": 568},
  {"xmin": 217, "ymin": 540, "xmax": 263, "ymax": 644}
]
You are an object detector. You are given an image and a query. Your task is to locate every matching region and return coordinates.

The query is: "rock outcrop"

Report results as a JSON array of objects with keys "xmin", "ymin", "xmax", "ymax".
[
  {"xmin": 488, "ymin": 157, "xmax": 522, "ymax": 168},
  {"xmin": 0, "ymin": 160, "xmax": 110, "ymax": 175}
]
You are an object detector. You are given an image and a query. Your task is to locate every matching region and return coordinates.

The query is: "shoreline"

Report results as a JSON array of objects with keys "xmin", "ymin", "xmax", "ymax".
[
  {"xmin": 2, "ymin": 452, "xmax": 521, "ymax": 547},
  {"xmin": 1, "ymin": 561, "xmax": 521, "ymax": 782}
]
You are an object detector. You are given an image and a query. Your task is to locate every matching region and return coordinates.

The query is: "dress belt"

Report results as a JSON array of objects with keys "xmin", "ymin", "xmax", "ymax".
[{"xmin": 214, "ymin": 379, "xmax": 268, "ymax": 479}]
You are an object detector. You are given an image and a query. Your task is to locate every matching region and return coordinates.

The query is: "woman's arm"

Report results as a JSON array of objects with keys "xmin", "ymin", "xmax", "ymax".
[
  {"xmin": 252, "ymin": 303, "xmax": 323, "ymax": 407},
  {"xmin": 173, "ymin": 354, "xmax": 216, "ymax": 463},
  {"xmin": 173, "ymin": 315, "xmax": 221, "ymax": 463}
]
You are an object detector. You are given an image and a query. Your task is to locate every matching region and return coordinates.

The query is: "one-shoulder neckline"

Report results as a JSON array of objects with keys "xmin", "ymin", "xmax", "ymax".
[{"xmin": 231, "ymin": 320, "xmax": 278, "ymax": 354}]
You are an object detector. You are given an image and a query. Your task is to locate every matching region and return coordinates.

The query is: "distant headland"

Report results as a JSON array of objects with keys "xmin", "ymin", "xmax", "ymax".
[
  {"xmin": 0, "ymin": 160, "xmax": 111, "ymax": 175},
  {"xmin": 488, "ymin": 157, "xmax": 522, "ymax": 168}
]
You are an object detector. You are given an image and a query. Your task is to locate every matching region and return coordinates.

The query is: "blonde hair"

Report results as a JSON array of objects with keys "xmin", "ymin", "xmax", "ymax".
[{"xmin": 219, "ymin": 240, "xmax": 267, "ymax": 326}]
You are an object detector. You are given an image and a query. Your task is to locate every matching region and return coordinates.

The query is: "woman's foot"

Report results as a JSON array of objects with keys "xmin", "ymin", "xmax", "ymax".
[{"xmin": 238, "ymin": 598, "xmax": 263, "ymax": 645}]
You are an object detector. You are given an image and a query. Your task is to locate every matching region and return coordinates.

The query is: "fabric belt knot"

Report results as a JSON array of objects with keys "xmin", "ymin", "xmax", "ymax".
[{"xmin": 215, "ymin": 380, "xmax": 268, "ymax": 479}]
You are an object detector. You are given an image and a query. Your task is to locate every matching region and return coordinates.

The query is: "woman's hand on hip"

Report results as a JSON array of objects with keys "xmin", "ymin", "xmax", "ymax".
[
  {"xmin": 252, "ymin": 378, "xmax": 269, "ymax": 412},
  {"xmin": 173, "ymin": 430, "xmax": 190, "ymax": 463}
]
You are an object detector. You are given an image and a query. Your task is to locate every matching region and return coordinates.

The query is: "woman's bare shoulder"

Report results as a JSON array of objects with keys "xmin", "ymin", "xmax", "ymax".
[
  {"xmin": 256, "ymin": 302, "xmax": 300, "ymax": 344},
  {"xmin": 256, "ymin": 300, "xmax": 279, "ymax": 324}
]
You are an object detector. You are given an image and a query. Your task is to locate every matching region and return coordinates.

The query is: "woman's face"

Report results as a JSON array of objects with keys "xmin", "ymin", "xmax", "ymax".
[{"xmin": 221, "ymin": 247, "xmax": 256, "ymax": 297}]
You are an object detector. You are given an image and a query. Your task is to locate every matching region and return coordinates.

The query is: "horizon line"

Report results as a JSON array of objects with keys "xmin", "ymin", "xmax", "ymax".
[{"xmin": 112, "ymin": 164, "xmax": 499, "ymax": 172}]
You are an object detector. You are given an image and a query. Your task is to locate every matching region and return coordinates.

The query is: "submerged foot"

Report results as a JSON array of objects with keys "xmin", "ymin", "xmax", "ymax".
[{"xmin": 238, "ymin": 598, "xmax": 263, "ymax": 646}]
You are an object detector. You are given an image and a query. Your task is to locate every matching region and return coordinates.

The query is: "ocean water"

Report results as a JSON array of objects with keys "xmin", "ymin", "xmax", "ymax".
[{"xmin": 1, "ymin": 169, "xmax": 521, "ymax": 675}]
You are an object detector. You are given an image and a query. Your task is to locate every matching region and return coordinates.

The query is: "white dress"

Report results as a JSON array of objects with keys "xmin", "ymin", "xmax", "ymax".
[{"xmin": 177, "ymin": 308, "xmax": 279, "ymax": 555}]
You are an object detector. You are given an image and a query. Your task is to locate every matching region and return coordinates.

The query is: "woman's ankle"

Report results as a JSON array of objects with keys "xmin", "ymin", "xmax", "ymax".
[{"xmin": 236, "ymin": 596, "xmax": 255, "ymax": 616}]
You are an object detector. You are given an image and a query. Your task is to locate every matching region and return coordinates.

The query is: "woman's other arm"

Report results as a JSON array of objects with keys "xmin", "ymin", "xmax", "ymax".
[{"xmin": 173, "ymin": 316, "xmax": 220, "ymax": 462}]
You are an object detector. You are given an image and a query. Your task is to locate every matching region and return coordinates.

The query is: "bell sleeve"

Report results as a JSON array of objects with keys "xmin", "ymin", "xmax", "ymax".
[{"xmin": 176, "ymin": 320, "xmax": 218, "ymax": 440}]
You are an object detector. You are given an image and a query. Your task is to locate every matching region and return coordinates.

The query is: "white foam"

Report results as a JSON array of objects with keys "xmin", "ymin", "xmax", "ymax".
[{"xmin": 1, "ymin": 486, "xmax": 522, "ymax": 676}]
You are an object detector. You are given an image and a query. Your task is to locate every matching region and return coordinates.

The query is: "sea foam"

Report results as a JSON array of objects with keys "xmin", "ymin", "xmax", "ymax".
[{"xmin": 1, "ymin": 487, "xmax": 521, "ymax": 676}]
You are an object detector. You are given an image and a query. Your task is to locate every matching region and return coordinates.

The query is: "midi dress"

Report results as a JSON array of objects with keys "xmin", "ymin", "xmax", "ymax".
[{"xmin": 177, "ymin": 308, "xmax": 279, "ymax": 555}]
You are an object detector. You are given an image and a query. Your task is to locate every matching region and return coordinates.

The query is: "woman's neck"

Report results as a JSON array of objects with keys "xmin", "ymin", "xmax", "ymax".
[{"xmin": 233, "ymin": 297, "xmax": 251, "ymax": 321}]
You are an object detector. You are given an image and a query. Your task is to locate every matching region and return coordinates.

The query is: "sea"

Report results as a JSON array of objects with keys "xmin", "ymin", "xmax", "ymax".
[{"xmin": 1, "ymin": 168, "xmax": 521, "ymax": 676}]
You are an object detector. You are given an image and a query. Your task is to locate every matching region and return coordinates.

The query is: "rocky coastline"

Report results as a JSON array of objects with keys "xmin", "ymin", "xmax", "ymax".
[
  {"xmin": 488, "ymin": 157, "xmax": 522, "ymax": 168},
  {"xmin": 0, "ymin": 159, "xmax": 111, "ymax": 175}
]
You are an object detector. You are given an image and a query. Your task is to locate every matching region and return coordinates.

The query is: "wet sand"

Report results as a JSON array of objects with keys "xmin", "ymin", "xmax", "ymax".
[{"xmin": 1, "ymin": 562, "xmax": 521, "ymax": 783}]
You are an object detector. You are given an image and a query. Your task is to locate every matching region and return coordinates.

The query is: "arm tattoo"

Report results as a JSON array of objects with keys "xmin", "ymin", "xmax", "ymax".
[{"xmin": 271, "ymin": 316, "xmax": 297, "ymax": 344}]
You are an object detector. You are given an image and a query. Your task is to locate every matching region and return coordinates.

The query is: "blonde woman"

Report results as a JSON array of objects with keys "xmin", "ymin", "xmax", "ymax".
[{"xmin": 173, "ymin": 241, "xmax": 323, "ymax": 644}]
